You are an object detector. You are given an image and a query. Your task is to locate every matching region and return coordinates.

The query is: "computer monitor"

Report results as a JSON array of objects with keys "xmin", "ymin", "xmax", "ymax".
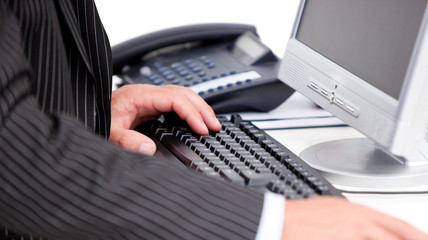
[{"xmin": 278, "ymin": 0, "xmax": 428, "ymax": 191}]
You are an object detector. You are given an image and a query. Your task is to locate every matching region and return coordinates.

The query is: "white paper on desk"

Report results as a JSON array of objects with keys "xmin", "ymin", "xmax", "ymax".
[
  {"xmin": 238, "ymin": 92, "xmax": 333, "ymax": 120},
  {"xmin": 225, "ymin": 92, "xmax": 346, "ymax": 129},
  {"xmin": 251, "ymin": 116, "xmax": 346, "ymax": 130}
]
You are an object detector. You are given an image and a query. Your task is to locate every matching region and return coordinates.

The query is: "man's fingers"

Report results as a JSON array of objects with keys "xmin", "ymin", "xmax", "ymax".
[
  {"xmin": 168, "ymin": 87, "xmax": 221, "ymax": 134},
  {"xmin": 362, "ymin": 225, "xmax": 401, "ymax": 240},
  {"xmin": 283, "ymin": 197, "xmax": 428, "ymax": 240},
  {"xmin": 111, "ymin": 127, "xmax": 157, "ymax": 155},
  {"xmin": 198, "ymin": 106, "xmax": 222, "ymax": 132},
  {"xmin": 361, "ymin": 205, "xmax": 428, "ymax": 240},
  {"xmin": 113, "ymin": 84, "xmax": 221, "ymax": 137}
]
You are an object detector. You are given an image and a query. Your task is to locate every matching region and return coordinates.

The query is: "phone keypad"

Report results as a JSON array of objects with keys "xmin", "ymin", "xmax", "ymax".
[{"xmin": 139, "ymin": 55, "xmax": 223, "ymax": 88}]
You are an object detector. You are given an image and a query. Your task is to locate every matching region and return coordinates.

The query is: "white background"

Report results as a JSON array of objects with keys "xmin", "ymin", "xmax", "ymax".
[{"xmin": 94, "ymin": 0, "xmax": 300, "ymax": 57}]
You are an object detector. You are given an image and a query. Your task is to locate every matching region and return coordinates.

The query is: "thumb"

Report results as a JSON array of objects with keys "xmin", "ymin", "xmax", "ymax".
[{"xmin": 110, "ymin": 127, "xmax": 157, "ymax": 155}]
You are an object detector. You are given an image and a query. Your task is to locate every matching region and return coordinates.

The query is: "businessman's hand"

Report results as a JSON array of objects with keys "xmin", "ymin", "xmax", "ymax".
[
  {"xmin": 283, "ymin": 196, "xmax": 428, "ymax": 240},
  {"xmin": 110, "ymin": 84, "xmax": 221, "ymax": 155}
]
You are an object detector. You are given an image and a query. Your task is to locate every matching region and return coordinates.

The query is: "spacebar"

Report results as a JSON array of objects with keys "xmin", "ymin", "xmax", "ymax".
[{"xmin": 160, "ymin": 135, "xmax": 203, "ymax": 166}]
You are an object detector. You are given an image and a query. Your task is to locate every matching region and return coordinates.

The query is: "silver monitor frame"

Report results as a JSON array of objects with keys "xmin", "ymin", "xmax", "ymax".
[{"xmin": 278, "ymin": 0, "xmax": 428, "ymax": 190}]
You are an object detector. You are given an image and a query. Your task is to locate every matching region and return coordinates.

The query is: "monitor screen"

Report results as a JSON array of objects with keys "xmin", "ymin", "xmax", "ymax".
[
  {"xmin": 279, "ymin": 0, "xmax": 428, "ymax": 190},
  {"xmin": 296, "ymin": 0, "xmax": 427, "ymax": 99}
]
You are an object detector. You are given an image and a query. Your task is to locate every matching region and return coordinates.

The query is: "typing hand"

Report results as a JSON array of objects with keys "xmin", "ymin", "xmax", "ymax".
[
  {"xmin": 109, "ymin": 84, "xmax": 221, "ymax": 155},
  {"xmin": 282, "ymin": 196, "xmax": 428, "ymax": 240}
]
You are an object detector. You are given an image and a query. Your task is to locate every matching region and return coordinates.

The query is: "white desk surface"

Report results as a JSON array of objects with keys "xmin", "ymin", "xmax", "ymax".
[{"xmin": 95, "ymin": 0, "xmax": 428, "ymax": 234}]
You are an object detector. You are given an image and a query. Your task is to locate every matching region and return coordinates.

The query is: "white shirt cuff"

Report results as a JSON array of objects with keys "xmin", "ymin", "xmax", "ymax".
[{"xmin": 255, "ymin": 191, "xmax": 286, "ymax": 240}]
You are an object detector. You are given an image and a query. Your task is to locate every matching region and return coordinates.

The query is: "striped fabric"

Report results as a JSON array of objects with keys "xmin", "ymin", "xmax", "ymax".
[{"xmin": 0, "ymin": 0, "xmax": 265, "ymax": 239}]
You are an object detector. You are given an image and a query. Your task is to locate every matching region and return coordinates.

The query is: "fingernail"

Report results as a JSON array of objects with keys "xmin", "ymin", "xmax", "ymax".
[
  {"xmin": 200, "ymin": 121, "xmax": 209, "ymax": 134},
  {"xmin": 215, "ymin": 117, "xmax": 221, "ymax": 128},
  {"xmin": 139, "ymin": 142, "xmax": 155, "ymax": 156}
]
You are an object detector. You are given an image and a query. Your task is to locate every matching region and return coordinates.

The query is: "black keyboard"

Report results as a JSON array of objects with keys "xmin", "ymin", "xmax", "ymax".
[{"xmin": 140, "ymin": 114, "xmax": 342, "ymax": 199}]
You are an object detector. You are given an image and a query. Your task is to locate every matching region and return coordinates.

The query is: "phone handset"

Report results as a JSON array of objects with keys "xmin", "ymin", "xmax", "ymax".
[
  {"xmin": 112, "ymin": 23, "xmax": 294, "ymax": 113},
  {"xmin": 113, "ymin": 23, "xmax": 257, "ymax": 74}
]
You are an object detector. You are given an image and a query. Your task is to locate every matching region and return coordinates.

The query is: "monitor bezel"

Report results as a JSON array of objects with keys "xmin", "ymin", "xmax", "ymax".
[{"xmin": 279, "ymin": 0, "xmax": 428, "ymax": 161}]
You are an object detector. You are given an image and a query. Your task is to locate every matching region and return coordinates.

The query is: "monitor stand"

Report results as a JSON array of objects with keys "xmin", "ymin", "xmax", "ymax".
[{"xmin": 300, "ymin": 138, "xmax": 428, "ymax": 192}]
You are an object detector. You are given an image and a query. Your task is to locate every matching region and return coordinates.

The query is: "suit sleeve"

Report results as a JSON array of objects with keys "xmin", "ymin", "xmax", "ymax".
[{"xmin": 0, "ymin": 3, "xmax": 264, "ymax": 240}]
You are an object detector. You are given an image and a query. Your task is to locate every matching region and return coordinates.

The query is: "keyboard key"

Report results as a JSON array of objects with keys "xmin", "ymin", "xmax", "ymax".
[
  {"xmin": 220, "ymin": 169, "xmax": 245, "ymax": 186},
  {"xmin": 256, "ymin": 168, "xmax": 272, "ymax": 174},
  {"xmin": 224, "ymin": 157, "xmax": 240, "ymax": 165},
  {"xmin": 190, "ymin": 161, "xmax": 209, "ymax": 170},
  {"xmin": 229, "ymin": 161, "xmax": 246, "ymax": 169},
  {"xmin": 239, "ymin": 170, "xmax": 276, "ymax": 187},
  {"xmin": 204, "ymin": 171, "xmax": 221, "ymax": 178}
]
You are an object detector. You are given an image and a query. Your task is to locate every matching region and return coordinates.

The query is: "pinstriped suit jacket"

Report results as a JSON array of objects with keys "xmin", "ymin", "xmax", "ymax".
[{"xmin": 0, "ymin": 0, "xmax": 264, "ymax": 239}]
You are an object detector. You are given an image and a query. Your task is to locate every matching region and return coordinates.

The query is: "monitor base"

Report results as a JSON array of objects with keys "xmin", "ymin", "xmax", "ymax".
[{"xmin": 300, "ymin": 138, "xmax": 428, "ymax": 192}]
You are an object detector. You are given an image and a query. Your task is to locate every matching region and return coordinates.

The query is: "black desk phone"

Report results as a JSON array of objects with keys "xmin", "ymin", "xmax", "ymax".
[{"xmin": 112, "ymin": 23, "xmax": 294, "ymax": 113}]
